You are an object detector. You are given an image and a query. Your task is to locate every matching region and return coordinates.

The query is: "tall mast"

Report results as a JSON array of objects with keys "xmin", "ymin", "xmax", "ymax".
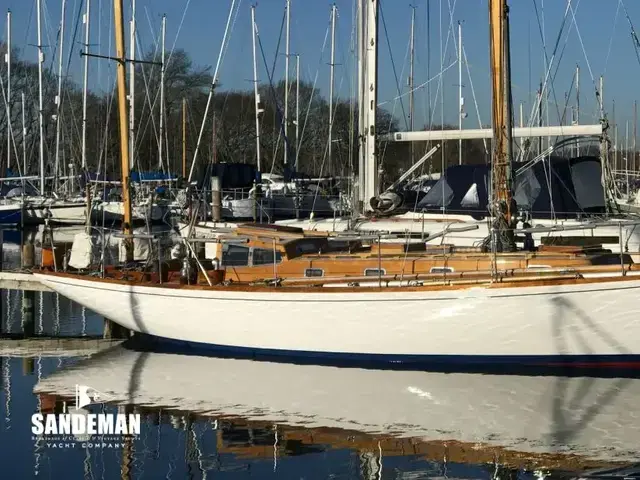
[
  {"xmin": 21, "ymin": 92, "xmax": 26, "ymax": 179},
  {"xmin": 613, "ymin": 100, "xmax": 617, "ymax": 171},
  {"xmin": 251, "ymin": 6, "xmax": 262, "ymax": 172},
  {"xmin": 159, "ymin": 14, "xmax": 166, "ymax": 170},
  {"xmin": 54, "ymin": 0, "xmax": 67, "ymax": 191},
  {"xmin": 5, "ymin": 10, "xmax": 11, "ymax": 172},
  {"xmin": 439, "ymin": 0, "xmax": 444, "ymax": 177},
  {"xmin": 363, "ymin": 0, "xmax": 379, "ymax": 207},
  {"xmin": 284, "ymin": 0, "xmax": 291, "ymax": 172},
  {"xmin": 626, "ymin": 120, "xmax": 630, "ymax": 196},
  {"xmin": 295, "ymin": 53, "xmax": 300, "ymax": 171},
  {"xmin": 537, "ymin": 82, "xmax": 542, "ymax": 155},
  {"xmin": 328, "ymin": 4, "xmax": 337, "ymax": 173},
  {"xmin": 489, "ymin": 0, "xmax": 514, "ymax": 250},
  {"xmin": 356, "ymin": 0, "xmax": 365, "ymax": 208},
  {"xmin": 458, "ymin": 20, "xmax": 463, "ymax": 165},
  {"xmin": 599, "ymin": 75, "xmax": 604, "ymax": 119},
  {"xmin": 408, "ymin": 6, "xmax": 415, "ymax": 165},
  {"xmin": 114, "ymin": 0, "xmax": 133, "ymax": 260},
  {"xmin": 575, "ymin": 64, "xmax": 580, "ymax": 156},
  {"xmin": 182, "ymin": 97, "xmax": 187, "ymax": 178},
  {"xmin": 128, "ymin": 0, "xmax": 136, "ymax": 170},
  {"xmin": 36, "ymin": 0, "xmax": 45, "ymax": 194},
  {"xmin": 635, "ymin": 100, "xmax": 637, "ymax": 176},
  {"xmin": 81, "ymin": 0, "xmax": 91, "ymax": 170}
]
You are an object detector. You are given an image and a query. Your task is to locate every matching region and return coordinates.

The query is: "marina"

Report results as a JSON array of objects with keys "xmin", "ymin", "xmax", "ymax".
[{"xmin": 1, "ymin": 0, "xmax": 640, "ymax": 477}]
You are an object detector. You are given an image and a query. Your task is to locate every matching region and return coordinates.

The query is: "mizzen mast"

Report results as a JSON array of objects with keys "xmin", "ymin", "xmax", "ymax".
[{"xmin": 489, "ymin": 0, "xmax": 515, "ymax": 251}]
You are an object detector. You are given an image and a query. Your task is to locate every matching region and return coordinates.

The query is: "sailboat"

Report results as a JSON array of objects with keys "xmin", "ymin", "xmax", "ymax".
[{"xmin": 34, "ymin": 0, "xmax": 640, "ymax": 369}]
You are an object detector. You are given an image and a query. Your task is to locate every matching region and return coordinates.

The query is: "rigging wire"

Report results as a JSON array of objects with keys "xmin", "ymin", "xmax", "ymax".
[
  {"xmin": 295, "ymin": 21, "xmax": 331, "ymax": 171},
  {"xmin": 620, "ymin": 0, "xmax": 640, "ymax": 72},
  {"xmin": 603, "ymin": 0, "xmax": 623, "ymax": 78},
  {"xmin": 462, "ymin": 44, "xmax": 488, "ymax": 156},
  {"xmin": 529, "ymin": 0, "xmax": 568, "ymax": 131},
  {"xmin": 523, "ymin": 0, "xmax": 572, "ymax": 133},
  {"xmin": 378, "ymin": 0, "xmax": 412, "ymax": 171},
  {"xmin": 565, "ymin": 1, "xmax": 602, "ymax": 117},
  {"xmin": 379, "ymin": 2, "xmax": 408, "ymax": 130},
  {"xmin": 266, "ymin": 5, "xmax": 287, "ymax": 176},
  {"xmin": 187, "ymin": 0, "xmax": 239, "ymax": 183}
]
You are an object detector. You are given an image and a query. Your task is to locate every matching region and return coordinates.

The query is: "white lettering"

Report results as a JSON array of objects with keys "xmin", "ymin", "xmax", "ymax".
[
  {"xmin": 114, "ymin": 415, "xmax": 127, "ymax": 435},
  {"xmin": 72, "ymin": 414, "xmax": 85, "ymax": 434},
  {"xmin": 98, "ymin": 414, "xmax": 113, "ymax": 434},
  {"xmin": 58, "ymin": 414, "xmax": 71, "ymax": 435},
  {"xmin": 33, "ymin": 413, "xmax": 142, "ymax": 437},
  {"xmin": 86, "ymin": 415, "xmax": 96, "ymax": 434},
  {"xmin": 45, "ymin": 414, "xmax": 58, "ymax": 435},
  {"xmin": 31, "ymin": 414, "xmax": 44, "ymax": 435},
  {"xmin": 128, "ymin": 414, "xmax": 140, "ymax": 435}
]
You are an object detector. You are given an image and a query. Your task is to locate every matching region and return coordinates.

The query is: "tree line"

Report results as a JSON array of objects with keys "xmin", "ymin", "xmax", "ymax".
[{"xmin": 0, "ymin": 43, "xmax": 493, "ymax": 187}]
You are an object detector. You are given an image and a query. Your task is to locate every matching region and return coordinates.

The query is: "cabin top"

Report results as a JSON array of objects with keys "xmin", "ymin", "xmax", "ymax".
[{"xmin": 223, "ymin": 225, "xmax": 611, "ymax": 265}]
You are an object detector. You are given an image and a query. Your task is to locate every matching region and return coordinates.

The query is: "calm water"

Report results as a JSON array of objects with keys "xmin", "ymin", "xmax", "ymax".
[{"xmin": 0, "ymin": 233, "xmax": 639, "ymax": 479}]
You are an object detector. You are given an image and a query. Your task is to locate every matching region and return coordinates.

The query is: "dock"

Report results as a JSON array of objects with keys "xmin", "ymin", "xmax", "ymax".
[
  {"xmin": 0, "ymin": 271, "xmax": 51, "ymax": 292},
  {"xmin": 0, "ymin": 336, "xmax": 123, "ymax": 357}
]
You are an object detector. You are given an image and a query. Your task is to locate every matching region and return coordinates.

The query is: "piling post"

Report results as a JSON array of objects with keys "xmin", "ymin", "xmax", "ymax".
[
  {"xmin": 22, "ymin": 358, "xmax": 34, "ymax": 375},
  {"xmin": 103, "ymin": 319, "xmax": 129, "ymax": 339},
  {"xmin": 211, "ymin": 176, "xmax": 221, "ymax": 223},
  {"xmin": 0, "ymin": 229, "xmax": 4, "ymax": 273},
  {"xmin": 22, "ymin": 242, "xmax": 35, "ymax": 270}
]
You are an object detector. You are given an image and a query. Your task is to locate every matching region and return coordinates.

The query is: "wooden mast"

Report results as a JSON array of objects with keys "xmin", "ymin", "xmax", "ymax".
[
  {"xmin": 114, "ymin": 0, "xmax": 133, "ymax": 261},
  {"xmin": 489, "ymin": 0, "xmax": 515, "ymax": 251}
]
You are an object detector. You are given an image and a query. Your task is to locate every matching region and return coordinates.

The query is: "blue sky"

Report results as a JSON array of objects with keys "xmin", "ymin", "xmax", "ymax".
[{"xmin": 4, "ymin": 0, "xmax": 640, "ymax": 133}]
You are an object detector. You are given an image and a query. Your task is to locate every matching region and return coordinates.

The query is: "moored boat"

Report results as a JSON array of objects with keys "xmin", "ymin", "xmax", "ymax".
[
  {"xmin": 36, "ymin": 0, "xmax": 640, "ymax": 373},
  {"xmin": 34, "ymin": 223, "xmax": 640, "ymax": 370}
]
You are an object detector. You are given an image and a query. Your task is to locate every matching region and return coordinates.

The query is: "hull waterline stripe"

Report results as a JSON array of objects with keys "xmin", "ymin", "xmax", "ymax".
[{"xmin": 129, "ymin": 335, "xmax": 640, "ymax": 376}]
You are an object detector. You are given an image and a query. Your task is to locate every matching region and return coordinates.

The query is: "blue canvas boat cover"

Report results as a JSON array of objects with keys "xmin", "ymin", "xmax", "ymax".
[{"xmin": 415, "ymin": 156, "xmax": 605, "ymax": 219}]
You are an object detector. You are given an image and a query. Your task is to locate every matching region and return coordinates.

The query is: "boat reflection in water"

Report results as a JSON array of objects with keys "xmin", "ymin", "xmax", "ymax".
[{"xmin": 31, "ymin": 339, "xmax": 640, "ymax": 477}]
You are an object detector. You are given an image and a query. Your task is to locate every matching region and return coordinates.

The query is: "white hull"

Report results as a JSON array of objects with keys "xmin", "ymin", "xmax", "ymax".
[
  {"xmin": 34, "ymin": 272, "xmax": 640, "ymax": 365},
  {"xmin": 0, "ymin": 197, "xmax": 87, "ymax": 225},
  {"xmin": 34, "ymin": 345, "xmax": 640, "ymax": 462},
  {"xmin": 24, "ymin": 202, "xmax": 87, "ymax": 225}
]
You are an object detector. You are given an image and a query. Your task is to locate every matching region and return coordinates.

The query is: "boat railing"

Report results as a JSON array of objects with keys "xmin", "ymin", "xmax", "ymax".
[
  {"xmin": 252, "ymin": 269, "xmax": 585, "ymax": 288},
  {"xmin": 515, "ymin": 219, "xmax": 640, "ymax": 234},
  {"xmin": 251, "ymin": 263, "xmax": 639, "ymax": 289}
]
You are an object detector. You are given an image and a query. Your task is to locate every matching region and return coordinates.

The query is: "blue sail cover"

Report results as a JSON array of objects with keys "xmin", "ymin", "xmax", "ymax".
[
  {"xmin": 416, "ymin": 156, "xmax": 605, "ymax": 219},
  {"xmin": 130, "ymin": 171, "xmax": 177, "ymax": 183}
]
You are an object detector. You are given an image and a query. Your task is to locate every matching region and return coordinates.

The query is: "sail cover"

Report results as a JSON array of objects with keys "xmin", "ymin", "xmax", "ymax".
[{"xmin": 416, "ymin": 156, "xmax": 605, "ymax": 219}]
